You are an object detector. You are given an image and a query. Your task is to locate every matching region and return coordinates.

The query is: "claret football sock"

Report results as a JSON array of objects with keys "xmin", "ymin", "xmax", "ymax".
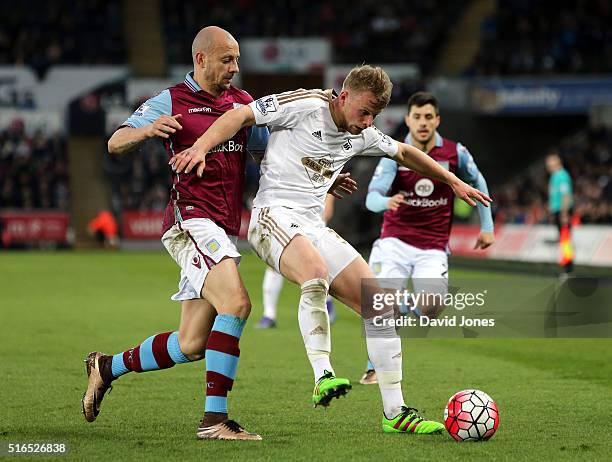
[
  {"xmin": 110, "ymin": 331, "xmax": 192, "ymax": 379},
  {"xmin": 203, "ymin": 314, "xmax": 246, "ymax": 418}
]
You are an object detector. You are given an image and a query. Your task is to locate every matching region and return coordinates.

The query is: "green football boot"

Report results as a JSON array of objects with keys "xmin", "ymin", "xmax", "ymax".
[
  {"xmin": 312, "ymin": 370, "xmax": 352, "ymax": 408},
  {"xmin": 382, "ymin": 406, "xmax": 445, "ymax": 434}
]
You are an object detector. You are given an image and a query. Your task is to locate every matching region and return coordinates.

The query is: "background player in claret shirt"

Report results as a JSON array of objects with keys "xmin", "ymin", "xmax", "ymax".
[
  {"xmin": 171, "ymin": 65, "xmax": 491, "ymax": 435},
  {"xmin": 359, "ymin": 92, "xmax": 494, "ymax": 385},
  {"xmin": 82, "ymin": 26, "xmax": 268, "ymax": 441}
]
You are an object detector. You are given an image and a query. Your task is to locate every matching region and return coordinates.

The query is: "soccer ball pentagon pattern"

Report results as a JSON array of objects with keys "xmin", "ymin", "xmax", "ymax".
[{"xmin": 444, "ymin": 389, "xmax": 499, "ymax": 441}]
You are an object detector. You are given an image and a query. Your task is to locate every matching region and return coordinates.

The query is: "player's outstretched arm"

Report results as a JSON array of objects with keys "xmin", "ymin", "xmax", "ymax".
[
  {"xmin": 395, "ymin": 142, "xmax": 492, "ymax": 207},
  {"xmin": 108, "ymin": 115, "xmax": 183, "ymax": 155},
  {"xmin": 455, "ymin": 144, "xmax": 495, "ymax": 249},
  {"xmin": 170, "ymin": 106, "xmax": 256, "ymax": 177}
]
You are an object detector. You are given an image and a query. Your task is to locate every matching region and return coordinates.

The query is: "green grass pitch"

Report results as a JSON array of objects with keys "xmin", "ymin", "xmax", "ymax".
[{"xmin": 1, "ymin": 251, "xmax": 611, "ymax": 461}]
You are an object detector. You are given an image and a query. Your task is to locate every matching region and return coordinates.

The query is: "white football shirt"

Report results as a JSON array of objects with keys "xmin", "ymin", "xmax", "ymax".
[{"xmin": 248, "ymin": 89, "xmax": 399, "ymax": 215}]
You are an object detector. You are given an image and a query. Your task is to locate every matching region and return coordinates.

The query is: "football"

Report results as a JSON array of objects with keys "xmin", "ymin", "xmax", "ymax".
[{"xmin": 444, "ymin": 389, "xmax": 499, "ymax": 442}]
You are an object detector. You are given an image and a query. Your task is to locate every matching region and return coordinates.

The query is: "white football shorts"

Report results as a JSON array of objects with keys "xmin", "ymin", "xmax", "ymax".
[
  {"xmin": 248, "ymin": 206, "xmax": 360, "ymax": 283},
  {"xmin": 368, "ymin": 237, "xmax": 448, "ymax": 295},
  {"xmin": 162, "ymin": 218, "xmax": 241, "ymax": 301}
]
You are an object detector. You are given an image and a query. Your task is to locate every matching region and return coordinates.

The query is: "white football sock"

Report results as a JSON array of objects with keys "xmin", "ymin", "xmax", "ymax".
[
  {"xmin": 364, "ymin": 310, "xmax": 405, "ymax": 418},
  {"xmin": 262, "ymin": 267, "xmax": 284, "ymax": 320},
  {"xmin": 298, "ymin": 278, "xmax": 333, "ymax": 381}
]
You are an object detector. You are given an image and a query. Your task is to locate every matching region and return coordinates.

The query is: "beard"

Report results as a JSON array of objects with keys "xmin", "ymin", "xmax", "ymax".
[{"xmin": 414, "ymin": 131, "xmax": 433, "ymax": 148}]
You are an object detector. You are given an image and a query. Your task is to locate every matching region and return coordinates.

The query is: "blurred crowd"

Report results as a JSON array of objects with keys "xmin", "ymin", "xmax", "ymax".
[
  {"xmin": 0, "ymin": 0, "xmax": 125, "ymax": 78},
  {"xmin": 4, "ymin": 0, "xmax": 611, "ymax": 79},
  {"xmin": 0, "ymin": 120, "xmax": 69, "ymax": 210},
  {"xmin": 163, "ymin": 0, "xmax": 465, "ymax": 73},
  {"xmin": 494, "ymin": 127, "xmax": 612, "ymax": 224},
  {"xmin": 0, "ymin": 0, "xmax": 465, "ymax": 76},
  {"xmin": 470, "ymin": 0, "xmax": 612, "ymax": 75},
  {"xmin": 105, "ymin": 138, "xmax": 170, "ymax": 215}
]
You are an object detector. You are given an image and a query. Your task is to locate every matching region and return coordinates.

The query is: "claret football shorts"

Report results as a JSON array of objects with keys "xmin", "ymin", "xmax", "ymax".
[{"xmin": 162, "ymin": 218, "xmax": 241, "ymax": 301}]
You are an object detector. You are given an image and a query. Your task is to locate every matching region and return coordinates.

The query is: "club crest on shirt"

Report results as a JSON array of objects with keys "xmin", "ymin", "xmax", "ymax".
[
  {"xmin": 255, "ymin": 96, "xmax": 277, "ymax": 115},
  {"xmin": 205, "ymin": 239, "xmax": 221, "ymax": 253},
  {"xmin": 342, "ymin": 138, "xmax": 352, "ymax": 151},
  {"xmin": 301, "ymin": 155, "xmax": 334, "ymax": 186}
]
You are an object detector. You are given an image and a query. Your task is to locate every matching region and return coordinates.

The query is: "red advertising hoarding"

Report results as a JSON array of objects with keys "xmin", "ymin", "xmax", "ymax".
[
  {"xmin": 0, "ymin": 211, "xmax": 70, "ymax": 245},
  {"xmin": 121, "ymin": 210, "xmax": 252, "ymax": 240},
  {"xmin": 121, "ymin": 210, "xmax": 164, "ymax": 239}
]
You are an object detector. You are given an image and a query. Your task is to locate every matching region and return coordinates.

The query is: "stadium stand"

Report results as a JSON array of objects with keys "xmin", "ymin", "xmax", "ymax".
[
  {"xmin": 469, "ymin": 0, "xmax": 612, "ymax": 75},
  {"xmin": 0, "ymin": 119, "xmax": 69, "ymax": 210},
  {"xmin": 162, "ymin": 0, "xmax": 466, "ymax": 72},
  {"xmin": 0, "ymin": 0, "xmax": 126, "ymax": 77},
  {"xmin": 494, "ymin": 127, "xmax": 612, "ymax": 224}
]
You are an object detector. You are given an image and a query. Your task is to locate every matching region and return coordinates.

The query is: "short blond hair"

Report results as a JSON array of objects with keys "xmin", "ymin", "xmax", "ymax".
[{"xmin": 342, "ymin": 65, "xmax": 393, "ymax": 111}]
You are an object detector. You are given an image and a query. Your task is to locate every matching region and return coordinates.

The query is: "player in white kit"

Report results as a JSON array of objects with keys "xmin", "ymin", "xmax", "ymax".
[{"xmin": 171, "ymin": 65, "xmax": 491, "ymax": 434}]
